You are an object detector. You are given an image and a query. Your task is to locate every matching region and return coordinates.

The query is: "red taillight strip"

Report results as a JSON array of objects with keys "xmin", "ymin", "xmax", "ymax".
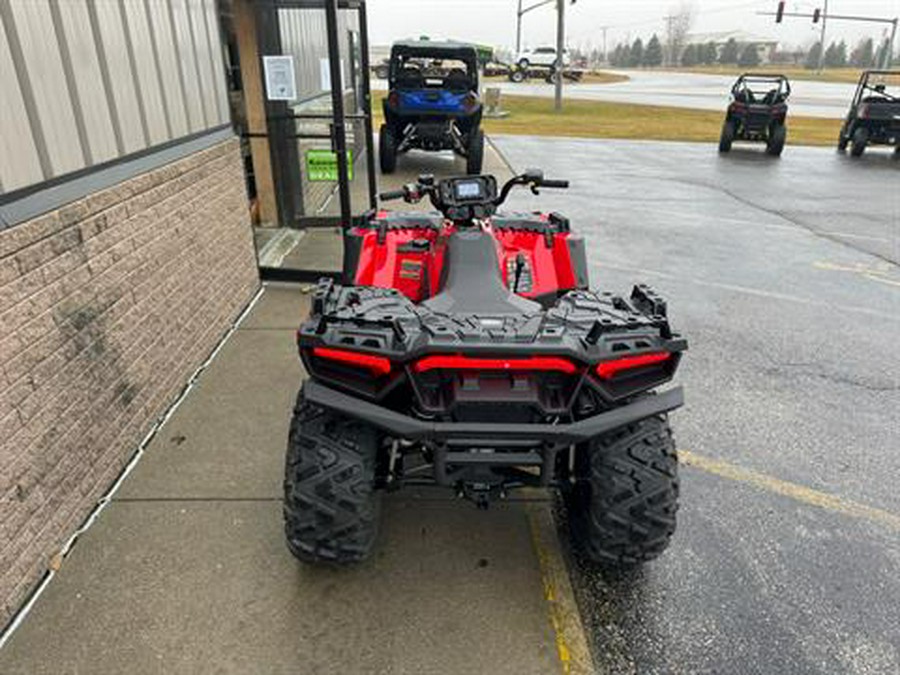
[
  {"xmin": 413, "ymin": 355, "xmax": 577, "ymax": 374},
  {"xmin": 312, "ymin": 347, "xmax": 392, "ymax": 377},
  {"xmin": 596, "ymin": 352, "xmax": 671, "ymax": 380}
]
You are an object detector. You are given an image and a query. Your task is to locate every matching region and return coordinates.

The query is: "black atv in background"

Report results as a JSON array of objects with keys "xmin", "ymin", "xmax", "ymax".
[
  {"xmin": 719, "ymin": 74, "xmax": 791, "ymax": 157},
  {"xmin": 838, "ymin": 70, "xmax": 900, "ymax": 157},
  {"xmin": 380, "ymin": 40, "xmax": 484, "ymax": 175}
]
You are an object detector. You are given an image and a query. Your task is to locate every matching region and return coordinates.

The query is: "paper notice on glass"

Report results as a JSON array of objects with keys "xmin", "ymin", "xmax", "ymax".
[{"xmin": 263, "ymin": 55, "xmax": 296, "ymax": 101}]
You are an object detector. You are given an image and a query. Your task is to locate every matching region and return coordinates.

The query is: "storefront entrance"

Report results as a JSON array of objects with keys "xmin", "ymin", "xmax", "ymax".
[{"xmin": 242, "ymin": 0, "xmax": 376, "ymax": 281}]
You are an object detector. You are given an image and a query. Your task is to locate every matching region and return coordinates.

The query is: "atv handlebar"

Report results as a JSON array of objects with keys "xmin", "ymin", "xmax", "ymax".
[
  {"xmin": 540, "ymin": 179, "xmax": 570, "ymax": 189},
  {"xmin": 378, "ymin": 170, "xmax": 568, "ymax": 224},
  {"xmin": 378, "ymin": 188, "xmax": 406, "ymax": 201},
  {"xmin": 495, "ymin": 170, "xmax": 568, "ymax": 206}
]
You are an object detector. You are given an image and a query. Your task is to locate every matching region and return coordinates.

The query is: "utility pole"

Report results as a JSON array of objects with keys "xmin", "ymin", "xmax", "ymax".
[
  {"xmin": 817, "ymin": 0, "xmax": 828, "ymax": 72},
  {"xmin": 887, "ymin": 18, "xmax": 898, "ymax": 68},
  {"xmin": 664, "ymin": 14, "xmax": 675, "ymax": 66},
  {"xmin": 516, "ymin": 0, "xmax": 523, "ymax": 54},
  {"xmin": 555, "ymin": 0, "xmax": 565, "ymax": 111}
]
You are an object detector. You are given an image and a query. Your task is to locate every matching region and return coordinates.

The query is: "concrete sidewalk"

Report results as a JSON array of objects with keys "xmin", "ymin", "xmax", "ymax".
[{"xmin": 0, "ymin": 285, "xmax": 581, "ymax": 675}]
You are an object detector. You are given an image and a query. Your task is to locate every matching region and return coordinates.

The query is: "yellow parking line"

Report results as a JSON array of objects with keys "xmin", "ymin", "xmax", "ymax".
[
  {"xmin": 813, "ymin": 261, "xmax": 900, "ymax": 289},
  {"xmin": 681, "ymin": 450, "xmax": 900, "ymax": 531},
  {"xmin": 527, "ymin": 504, "xmax": 596, "ymax": 675}
]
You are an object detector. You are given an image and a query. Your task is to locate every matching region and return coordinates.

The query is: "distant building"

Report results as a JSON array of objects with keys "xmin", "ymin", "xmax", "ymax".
[{"xmin": 686, "ymin": 30, "xmax": 780, "ymax": 64}]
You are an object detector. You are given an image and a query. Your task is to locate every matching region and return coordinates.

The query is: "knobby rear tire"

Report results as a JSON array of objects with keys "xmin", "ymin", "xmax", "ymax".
[
  {"xmin": 566, "ymin": 415, "xmax": 679, "ymax": 568},
  {"xmin": 719, "ymin": 120, "xmax": 735, "ymax": 153},
  {"xmin": 766, "ymin": 124, "xmax": 786, "ymax": 157},
  {"xmin": 379, "ymin": 124, "xmax": 398, "ymax": 174},
  {"xmin": 283, "ymin": 392, "xmax": 381, "ymax": 564},
  {"xmin": 850, "ymin": 127, "xmax": 868, "ymax": 158},
  {"xmin": 466, "ymin": 128, "xmax": 485, "ymax": 175}
]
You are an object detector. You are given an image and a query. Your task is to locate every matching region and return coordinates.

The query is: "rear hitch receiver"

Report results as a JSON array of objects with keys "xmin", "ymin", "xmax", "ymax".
[{"xmin": 458, "ymin": 482, "xmax": 507, "ymax": 509}]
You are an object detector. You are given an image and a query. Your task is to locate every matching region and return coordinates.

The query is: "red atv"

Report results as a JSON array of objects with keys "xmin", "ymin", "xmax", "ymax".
[{"xmin": 284, "ymin": 171, "xmax": 687, "ymax": 567}]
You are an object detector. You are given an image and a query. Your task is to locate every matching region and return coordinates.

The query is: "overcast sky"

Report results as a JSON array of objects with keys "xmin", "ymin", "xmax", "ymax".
[{"xmin": 367, "ymin": 0, "xmax": 899, "ymax": 52}]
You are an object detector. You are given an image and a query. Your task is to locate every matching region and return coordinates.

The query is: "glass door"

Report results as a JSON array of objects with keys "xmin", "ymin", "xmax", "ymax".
[{"xmin": 252, "ymin": 0, "xmax": 376, "ymax": 281}]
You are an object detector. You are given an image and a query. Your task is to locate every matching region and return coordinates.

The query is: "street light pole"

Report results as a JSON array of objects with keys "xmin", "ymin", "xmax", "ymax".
[
  {"xmin": 555, "ymin": 0, "xmax": 565, "ymax": 111},
  {"xmin": 516, "ymin": 0, "xmax": 556, "ymax": 58}
]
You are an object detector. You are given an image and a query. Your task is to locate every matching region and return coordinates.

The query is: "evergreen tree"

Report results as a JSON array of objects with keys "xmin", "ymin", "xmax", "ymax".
[
  {"xmin": 608, "ymin": 44, "xmax": 619, "ymax": 66},
  {"xmin": 644, "ymin": 34, "xmax": 663, "ymax": 67},
  {"xmin": 850, "ymin": 38, "xmax": 875, "ymax": 67},
  {"xmin": 628, "ymin": 38, "xmax": 644, "ymax": 67},
  {"xmin": 804, "ymin": 42, "xmax": 822, "ymax": 69},
  {"xmin": 874, "ymin": 38, "xmax": 891, "ymax": 69},
  {"xmin": 738, "ymin": 43, "xmax": 760, "ymax": 67},
  {"xmin": 719, "ymin": 38, "xmax": 739, "ymax": 64},
  {"xmin": 824, "ymin": 41, "xmax": 847, "ymax": 68},
  {"xmin": 681, "ymin": 44, "xmax": 699, "ymax": 67},
  {"xmin": 702, "ymin": 41, "xmax": 719, "ymax": 65}
]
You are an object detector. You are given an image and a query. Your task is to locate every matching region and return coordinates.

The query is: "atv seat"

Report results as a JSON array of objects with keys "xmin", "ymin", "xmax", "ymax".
[
  {"xmin": 445, "ymin": 68, "xmax": 471, "ymax": 92},
  {"xmin": 397, "ymin": 67, "xmax": 424, "ymax": 90},
  {"xmin": 424, "ymin": 231, "xmax": 539, "ymax": 315}
]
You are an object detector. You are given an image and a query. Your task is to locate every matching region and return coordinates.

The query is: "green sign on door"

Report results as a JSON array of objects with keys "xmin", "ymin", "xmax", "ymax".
[{"xmin": 305, "ymin": 149, "xmax": 353, "ymax": 182}]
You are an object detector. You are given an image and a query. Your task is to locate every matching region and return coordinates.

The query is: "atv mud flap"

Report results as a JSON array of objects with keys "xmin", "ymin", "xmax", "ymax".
[{"xmin": 303, "ymin": 380, "xmax": 683, "ymax": 447}]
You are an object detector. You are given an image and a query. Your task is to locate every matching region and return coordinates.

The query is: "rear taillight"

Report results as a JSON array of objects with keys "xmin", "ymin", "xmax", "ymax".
[
  {"xmin": 312, "ymin": 347, "xmax": 391, "ymax": 376},
  {"xmin": 413, "ymin": 355, "xmax": 577, "ymax": 374},
  {"xmin": 858, "ymin": 104, "xmax": 869, "ymax": 119},
  {"xmin": 595, "ymin": 352, "xmax": 671, "ymax": 380},
  {"xmin": 388, "ymin": 91, "xmax": 400, "ymax": 108}
]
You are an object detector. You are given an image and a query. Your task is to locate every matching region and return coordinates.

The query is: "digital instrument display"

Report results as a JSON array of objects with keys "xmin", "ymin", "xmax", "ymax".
[{"xmin": 454, "ymin": 180, "xmax": 483, "ymax": 200}]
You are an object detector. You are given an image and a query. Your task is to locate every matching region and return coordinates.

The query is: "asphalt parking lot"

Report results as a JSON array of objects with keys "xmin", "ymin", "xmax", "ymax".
[{"xmin": 494, "ymin": 135, "xmax": 900, "ymax": 673}]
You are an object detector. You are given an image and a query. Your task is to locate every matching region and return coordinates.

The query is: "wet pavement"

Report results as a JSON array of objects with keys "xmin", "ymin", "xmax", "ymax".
[
  {"xmin": 494, "ymin": 135, "xmax": 900, "ymax": 674},
  {"xmin": 492, "ymin": 70, "xmax": 855, "ymax": 119}
]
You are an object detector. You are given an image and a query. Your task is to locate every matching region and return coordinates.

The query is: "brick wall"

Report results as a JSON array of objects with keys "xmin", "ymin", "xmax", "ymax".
[{"xmin": 0, "ymin": 138, "xmax": 259, "ymax": 627}]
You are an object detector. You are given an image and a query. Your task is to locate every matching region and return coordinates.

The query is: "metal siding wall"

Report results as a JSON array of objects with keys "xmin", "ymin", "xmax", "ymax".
[
  {"xmin": 146, "ymin": 0, "xmax": 189, "ymax": 138},
  {"xmin": 1, "ymin": 0, "xmax": 230, "ymax": 197},
  {"xmin": 203, "ymin": 0, "xmax": 228, "ymax": 125},
  {"xmin": 55, "ymin": 0, "xmax": 119, "ymax": 165},
  {"xmin": 122, "ymin": 0, "xmax": 170, "ymax": 144},
  {"xmin": 94, "ymin": 0, "xmax": 147, "ymax": 153},
  {"xmin": 278, "ymin": 8, "xmax": 329, "ymax": 102},
  {"xmin": 169, "ymin": 0, "xmax": 206, "ymax": 131},
  {"xmin": 187, "ymin": 0, "xmax": 218, "ymax": 126},
  {"xmin": 0, "ymin": 10, "xmax": 44, "ymax": 190},
  {"xmin": 9, "ymin": 1, "xmax": 84, "ymax": 177}
]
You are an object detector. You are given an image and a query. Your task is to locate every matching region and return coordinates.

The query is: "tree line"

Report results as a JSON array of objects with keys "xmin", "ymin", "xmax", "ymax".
[
  {"xmin": 605, "ymin": 35, "xmax": 895, "ymax": 69},
  {"xmin": 804, "ymin": 38, "xmax": 894, "ymax": 69}
]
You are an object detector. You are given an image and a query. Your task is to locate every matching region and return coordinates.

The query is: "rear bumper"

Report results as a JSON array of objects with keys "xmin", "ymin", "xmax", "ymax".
[{"xmin": 303, "ymin": 380, "xmax": 684, "ymax": 447}]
